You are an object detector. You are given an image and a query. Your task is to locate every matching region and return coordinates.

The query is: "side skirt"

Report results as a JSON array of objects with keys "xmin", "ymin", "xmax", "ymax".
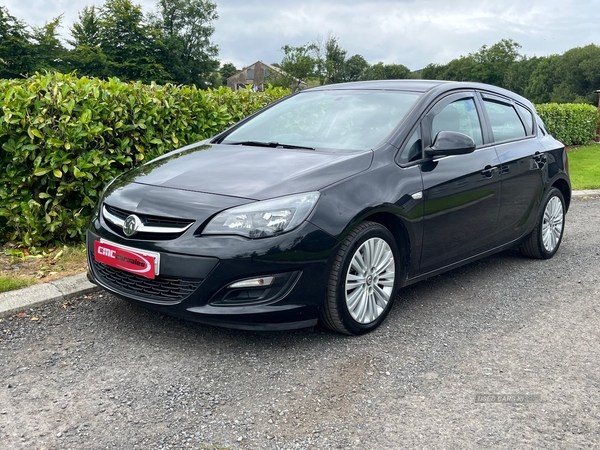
[{"xmin": 402, "ymin": 236, "xmax": 526, "ymax": 287}]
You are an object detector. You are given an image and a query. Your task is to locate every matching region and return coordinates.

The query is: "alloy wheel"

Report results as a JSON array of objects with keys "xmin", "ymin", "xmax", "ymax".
[
  {"xmin": 541, "ymin": 196, "xmax": 564, "ymax": 252},
  {"xmin": 345, "ymin": 237, "xmax": 395, "ymax": 324}
]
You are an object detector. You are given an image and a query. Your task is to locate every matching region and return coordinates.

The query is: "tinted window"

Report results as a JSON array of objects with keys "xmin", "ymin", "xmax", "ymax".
[
  {"xmin": 484, "ymin": 100, "xmax": 526, "ymax": 142},
  {"xmin": 399, "ymin": 128, "xmax": 422, "ymax": 163},
  {"xmin": 516, "ymin": 104, "xmax": 534, "ymax": 135},
  {"xmin": 431, "ymin": 99, "xmax": 483, "ymax": 146}
]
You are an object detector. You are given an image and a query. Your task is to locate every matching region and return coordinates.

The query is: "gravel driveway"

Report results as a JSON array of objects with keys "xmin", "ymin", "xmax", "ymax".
[{"xmin": 1, "ymin": 197, "xmax": 599, "ymax": 449}]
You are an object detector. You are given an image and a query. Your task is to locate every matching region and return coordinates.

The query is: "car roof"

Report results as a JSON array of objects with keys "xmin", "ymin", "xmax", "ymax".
[
  {"xmin": 304, "ymin": 79, "xmax": 535, "ymax": 109},
  {"xmin": 306, "ymin": 79, "xmax": 447, "ymax": 93}
]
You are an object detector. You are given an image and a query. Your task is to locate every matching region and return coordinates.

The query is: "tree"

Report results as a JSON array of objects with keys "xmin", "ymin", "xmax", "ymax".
[
  {"xmin": 421, "ymin": 63, "xmax": 446, "ymax": 80},
  {"xmin": 523, "ymin": 45, "xmax": 600, "ymax": 104},
  {"xmin": 577, "ymin": 47, "xmax": 600, "ymax": 103},
  {"xmin": 65, "ymin": 46, "xmax": 110, "ymax": 78},
  {"xmin": 97, "ymin": 0, "xmax": 170, "ymax": 84},
  {"xmin": 278, "ymin": 43, "xmax": 317, "ymax": 92},
  {"xmin": 68, "ymin": 6, "xmax": 102, "ymax": 48},
  {"xmin": 503, "ymin": 56, "xmax": 541, "ymax": 97},
  {"xmin": 441, "ymin": 56, "xmax": 477, "ymax": 82},
  {"xmin": 152, "ymin": 0, "xmax": 219, "ymax": 87},
  {"xmin": 0, "ymin": 6, "xmax": 35, "ymax": 78},
  {"xmin": 31, "ymin": 16, "xmax": 68, "ymax": 73},
  {"xmin": 219, "ymin": 62, "xmax": 237, "ymax": 85},
  {"xmin": 344, "ymin": 54, "xmax": 369, "ymax": 82},
  {"xmin": 324, "ymin": 35, "xmax": 346, "ymax": 84},
  {"xmin": 553, "ymin": 44, "xmax": 600, "ymax": 103},
  {"xmin": 420, "ymin": 39, "xmax": 523, "ymax": 88},
  {"xmin": 66, "ymin": 6, "xmax": 109, "ymax": 78},
  {"xmin": 383, "ymin": 63, "xmax": 414, "ymax": 80},
  {"xmin": 524, "ymin": 55, "xmax": 559, "ymax": 103},
  {"xmin": 469, "ymin": 38, "xmax": 522, "ymax": 86},
  {"xmin": 361, "ymin": 62, "xmax": 412, "ymax": 81}
]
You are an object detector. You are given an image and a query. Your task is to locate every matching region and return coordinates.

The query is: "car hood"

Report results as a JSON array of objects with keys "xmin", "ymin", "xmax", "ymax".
[{"xmin": 114, "ymin": 143, "xmax": 373, "ymax": 201}]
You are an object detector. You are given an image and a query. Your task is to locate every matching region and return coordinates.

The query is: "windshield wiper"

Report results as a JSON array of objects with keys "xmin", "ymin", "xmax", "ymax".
[
  {"xmin": 226, "ymin": 141, "xmax": 315, "ymax": 150},
  {"xmin": 277, "ymin": 143, "xmax": 315, "ymax": 150}
]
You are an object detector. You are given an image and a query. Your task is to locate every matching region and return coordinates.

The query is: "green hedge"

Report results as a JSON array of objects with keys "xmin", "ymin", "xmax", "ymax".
[
  {"xmin": 0, "ymin": 72, "xmax": 289, "ymax": 249},
  {"xmin": 536, "ymin": 103, "xmax": 599, "ymax": 146}
]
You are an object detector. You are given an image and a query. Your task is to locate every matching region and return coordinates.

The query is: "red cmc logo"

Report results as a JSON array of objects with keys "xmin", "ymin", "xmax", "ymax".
[
  {"xmin": 94, "ymin": 241, "xmax": 156, "ymax": 279},
  {"xmin": 97, "ymin": 246, "xmax": 116, "ymax": 258}
]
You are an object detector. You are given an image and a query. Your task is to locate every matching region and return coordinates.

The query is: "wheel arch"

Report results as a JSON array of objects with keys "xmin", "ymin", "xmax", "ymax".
[
  {"xmin": 552, "ymin": 177, "xmax": 571, "ymax": 212},
  {"xmin": 320, "ymin": 218, "xmax": 406, "ymax": 334},
  {"xmin": 342, "ymin": 211, "xmax": 413, "ymax": 286}
]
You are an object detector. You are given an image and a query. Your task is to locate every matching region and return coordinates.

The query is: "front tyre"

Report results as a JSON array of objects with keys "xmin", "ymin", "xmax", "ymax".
[
  {"xmin": 520, "ymin": 187, "xmax": 565, "ymax": 259},
  {"xmin": 321, "ymin": 221, "xmax": 401, "ymax": 335}
]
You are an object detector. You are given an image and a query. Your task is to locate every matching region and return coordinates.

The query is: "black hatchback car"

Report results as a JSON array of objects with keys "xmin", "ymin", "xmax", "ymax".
[{"xmin": 86, "ymin": 80, "xmax": 570, "ymax": 335}]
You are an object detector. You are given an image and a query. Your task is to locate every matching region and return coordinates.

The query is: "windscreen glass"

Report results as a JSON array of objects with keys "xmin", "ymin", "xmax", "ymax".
[{"xmin": 222, "ymin": 90, "xmax": 422, "ymax": 150}]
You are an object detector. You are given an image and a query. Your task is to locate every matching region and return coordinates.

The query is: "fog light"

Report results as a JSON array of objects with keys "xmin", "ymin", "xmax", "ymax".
[{"xmin": 228, "ymin": 277, "xmax": 275, "ymax": 289}]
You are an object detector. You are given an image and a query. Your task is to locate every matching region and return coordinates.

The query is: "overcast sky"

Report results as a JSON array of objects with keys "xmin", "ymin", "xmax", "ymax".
[{"xmin": 3, "ymin": 0, "xmax": 598, "ymax": 71}]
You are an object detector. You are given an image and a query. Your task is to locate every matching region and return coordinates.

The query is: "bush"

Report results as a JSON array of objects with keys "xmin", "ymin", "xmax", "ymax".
[
  {"xmin": 536, "ymin": 103, "xmax": 599, "ymax": 146},
  {"xmin": 0, "ymin": 72, "xmax": 289, "ymax": 249}
]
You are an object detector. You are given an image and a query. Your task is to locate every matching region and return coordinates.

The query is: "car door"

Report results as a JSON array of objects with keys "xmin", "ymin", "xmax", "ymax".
[
  {"xmin": 478, "ymin": 94, "xmax": 546, "ymax": 244},
  {"xmin": 418, "ymin": 92, "xmax": 502, "ymax": 274}
]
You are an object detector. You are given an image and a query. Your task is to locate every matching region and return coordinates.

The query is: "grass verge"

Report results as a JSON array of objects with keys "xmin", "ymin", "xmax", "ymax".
[
  {"xmin": 0, "ymin": 244, "xmax": 88, "ymax": 293},
  {"xmin": 568, "ymin": 144, "xmax": 600, "ymax": 190},
  {"xmin": 0, "ymin": 276, "xmax": 34, "ymax": 294}
]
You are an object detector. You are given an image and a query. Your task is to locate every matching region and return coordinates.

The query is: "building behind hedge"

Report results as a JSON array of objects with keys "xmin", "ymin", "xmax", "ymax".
[{"xmin": 227, "ymin": 61, "xmax": 308, "ymax": 92}]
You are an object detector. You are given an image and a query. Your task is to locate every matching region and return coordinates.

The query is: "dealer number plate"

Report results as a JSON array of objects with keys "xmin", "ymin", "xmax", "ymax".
[{"xmin": 94, "ymin": 239, "xmax": 160, "ymax": 279}]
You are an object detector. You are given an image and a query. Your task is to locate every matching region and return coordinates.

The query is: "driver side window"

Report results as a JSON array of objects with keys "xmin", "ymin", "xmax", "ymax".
[{"xmin": 431, "ymin": 98, "xmax": 483, "ymax": 146}]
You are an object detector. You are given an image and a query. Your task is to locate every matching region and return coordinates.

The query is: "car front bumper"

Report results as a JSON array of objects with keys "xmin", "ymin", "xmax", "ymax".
[{"xmin": 86, "ymin": 220, "xmax": 339, "ymax": 330}]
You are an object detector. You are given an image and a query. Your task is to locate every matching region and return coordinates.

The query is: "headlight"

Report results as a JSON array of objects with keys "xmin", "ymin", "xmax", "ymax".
[{"xmin": 203, "ymin": 192, "xmax": 320, "ymax": 238}]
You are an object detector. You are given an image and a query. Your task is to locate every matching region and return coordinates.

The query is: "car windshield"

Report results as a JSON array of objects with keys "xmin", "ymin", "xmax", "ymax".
[{"xmin": 221, "ymin": 90, "xmax": 422, "ymax": 150}]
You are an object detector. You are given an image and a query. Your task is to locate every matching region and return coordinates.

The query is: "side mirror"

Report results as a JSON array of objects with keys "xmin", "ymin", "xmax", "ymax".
[{"xmin": 425, "ymin": 131, "xmax": 476, "ymax": 157}]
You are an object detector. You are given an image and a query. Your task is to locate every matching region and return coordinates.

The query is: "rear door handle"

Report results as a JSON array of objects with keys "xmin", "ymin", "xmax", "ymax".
[
  {"xmin": 481, "ymin": 165, "xmax": 498, "ymax": 178},
  {"xmin": 533, "ymin": 152, "xmax": 547, "ymax": 165}
]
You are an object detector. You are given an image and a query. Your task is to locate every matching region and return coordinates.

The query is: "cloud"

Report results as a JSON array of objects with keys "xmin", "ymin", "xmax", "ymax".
[{"xmin": 2, "ymin": 0, "xmax": 599, "ymax": 71}]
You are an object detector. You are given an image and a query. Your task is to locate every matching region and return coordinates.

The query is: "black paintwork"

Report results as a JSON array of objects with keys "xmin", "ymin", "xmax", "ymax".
[
  {"xmin": 426, "ymin": 131, "xmax": 476, "ymax": 156},
  {"xmin": 114, "ymin": 143, "xmax": 373, "ymax": 201},
  {"xmin": 86, "ymin": 80, "xmax": 571, "ymax": 330}
]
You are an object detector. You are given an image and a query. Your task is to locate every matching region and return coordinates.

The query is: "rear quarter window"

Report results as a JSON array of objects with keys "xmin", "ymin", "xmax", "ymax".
[{"xmin": 516, "ymin": 104, "xmax": 535, "ymax": 135}]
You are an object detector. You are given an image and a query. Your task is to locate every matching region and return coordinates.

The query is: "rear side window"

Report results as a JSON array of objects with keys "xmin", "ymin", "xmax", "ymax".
[
  {"xmin": 483, "ymin": 100, "xmax": 526, "ymax": 142},
  {"xmin": 516, "ymin": 104, "xmax": 534, "ymax": 135},
  {"xmin": 536, "ymin": 116, "xmax": 548, "ymax": 136}
]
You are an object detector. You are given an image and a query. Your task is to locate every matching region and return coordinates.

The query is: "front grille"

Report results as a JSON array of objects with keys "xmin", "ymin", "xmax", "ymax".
[
  {"xmin": 90, "ymin": 255, "xmax": 202, "ymax": 304},
  {"xmin": 103, "ymin": 204, "xmax": 195, "ymax": 241}
]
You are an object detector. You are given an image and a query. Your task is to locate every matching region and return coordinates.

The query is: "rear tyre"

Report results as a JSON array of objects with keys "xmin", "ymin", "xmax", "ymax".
[
  {"xmin": 519, "ymin": 187, "xmax": 565, "ymax": 259},
  {"xmin": 321, "ymin": 221, "xmax": 401, "ymax": 335}
]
